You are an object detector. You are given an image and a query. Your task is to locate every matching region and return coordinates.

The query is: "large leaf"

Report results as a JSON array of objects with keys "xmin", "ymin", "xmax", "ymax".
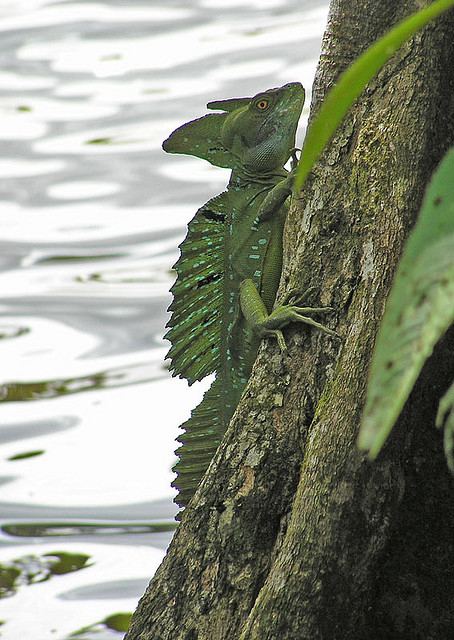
[
  {"xmin": 294, "ymin": 0, "xmax": 454, "ymax": 192},
  {"xmin": 358, "ymin": 147, "xmax": 454, "ymax": 457}
]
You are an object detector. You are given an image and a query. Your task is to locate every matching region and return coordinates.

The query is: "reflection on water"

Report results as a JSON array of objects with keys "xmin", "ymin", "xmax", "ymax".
[
  {"xmin": 2, "ymin": 521, "xmax": 175, "ymax": 538},
  {"xmin": 0, "ymin": 550, "xmax": 92, "ymax": 599},
  {"xmin": 0, "ymin": 361, "xmax": 166, "ymax": 402},
  {"xmin": 7, "ymin": 450, "xmax": 45, "ymax": 461},
  {"xmin": 0, "ymin": 0, "xmax": 328, "ymax": 638},
  {"xmin": 71, "ymin": 612, "xmax": 132, "ymax": 638}
]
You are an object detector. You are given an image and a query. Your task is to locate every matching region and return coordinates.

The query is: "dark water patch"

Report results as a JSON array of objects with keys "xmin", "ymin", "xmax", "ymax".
[
  {"xmin": 2, "ymin": 520, "xmax": 176, "ymax": 538},
  {"xmin": 62, "ymin": 579, "xmax": 145, "ymax": 601},
  {"xmin": 0, "ymin": 296, "xmax": 167, "ymax": 358},
  {"xmin": 7, "ymin": 449, "xmax": 45, "ymax": 461},
  {"xmin": 0, "ymin": 325, "xmax": 29, "ymax": 340},
  {"xmin": 70, "ymin": 611, "xmax": 132, "ymax": 637},
  {"xmin": 85, "ymin": 137, "xmax": 114, "ymax": 145},
  {"xmin": 0, "ymin": 498, "xmax": 177, "ymax": 551},
  {"xmin": 0, "ymin": 551, "xmax": 92, "ymax": 599},
  {"xmin": 0, "ymin": 361, "xmax": 166, "ymax": 402},
  {"xmin": 0, "ymin": 497, "xmax": 176, "ymax": 521},
  {"xmin": 0, "ymin": 373, "xmax": 109, "ymax": 402},
  {"xmin": 0, "ymin": 416, "xmax": 78, "ymax": 445},
  {"xmin": 76, "ymin": 270, "xmax": 168, "ymax": 284},
  {"xmin": 85, "ymin": 136, "xmax": 142, "ymax": 146},
  {"xmin": 0, "ymin": 477, "xmax": 16, "ymax": 489},
  {"xmin": 1, "ymin": 226, "xmax": 183, "ymax": 255},
  {"xmin": 37, "ymin": 253, "xmax": 125, "ymax": 264}
]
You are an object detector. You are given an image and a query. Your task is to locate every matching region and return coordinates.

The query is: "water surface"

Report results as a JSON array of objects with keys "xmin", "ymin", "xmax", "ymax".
[{"xmin": 0, "ymin": 1, "xmax": 328, "ymax": 637}]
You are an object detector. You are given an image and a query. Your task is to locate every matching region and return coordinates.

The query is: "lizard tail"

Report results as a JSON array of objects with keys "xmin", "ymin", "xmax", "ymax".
[{"xmin": 172, "ymin": 376, "xmax": 225, "ymax": 513}]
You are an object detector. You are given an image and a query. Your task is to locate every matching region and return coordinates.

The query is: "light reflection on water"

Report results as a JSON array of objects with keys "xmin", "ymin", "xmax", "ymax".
[{"xmin": 0, "ymin": 0, "xmax": 328, "ymax": 637}]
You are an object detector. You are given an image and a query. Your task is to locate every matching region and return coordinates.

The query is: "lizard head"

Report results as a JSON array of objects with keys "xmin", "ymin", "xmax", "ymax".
[
  {"xmin": 220, "ymin": 82, "xmax": 305, "ymax": 173},
  {"xmin": 162, "ymin": 83, "xmax": 304, "ymax": 172}
]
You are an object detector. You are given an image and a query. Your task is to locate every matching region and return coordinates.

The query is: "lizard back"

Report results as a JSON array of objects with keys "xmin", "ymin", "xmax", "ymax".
[{"xmin": 167, "ymin": 172, "xmax": 287, "ymax": 510}]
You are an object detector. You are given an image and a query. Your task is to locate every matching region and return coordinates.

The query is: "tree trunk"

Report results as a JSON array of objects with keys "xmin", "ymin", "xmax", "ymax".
[{"xmin": 126, "ymin": 2, "xmax": 454, "ymax": 639}]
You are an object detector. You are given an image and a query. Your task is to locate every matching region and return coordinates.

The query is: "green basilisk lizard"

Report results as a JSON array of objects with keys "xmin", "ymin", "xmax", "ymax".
[{"xmin": 163, "ymin": 82, "xmax": 337, "ymax": 510}]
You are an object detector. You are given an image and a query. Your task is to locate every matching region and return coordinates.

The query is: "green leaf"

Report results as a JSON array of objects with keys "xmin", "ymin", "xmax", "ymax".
[
  {"xmin": 436, "ymin": 381, "xmax": 454, "ymax": 473},
  {"xmin": 358, "ymin": 147, "xmax": 454, "ymax": 457},
  {"xmin": 294, "ymin": 0, "xmax": 454, "ymax": 191}
]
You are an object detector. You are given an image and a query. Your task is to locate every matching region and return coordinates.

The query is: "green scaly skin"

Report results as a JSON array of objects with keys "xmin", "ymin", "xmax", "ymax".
[{"xmin": 162, "ymin": 82, "xmax": 337, "ymax": 512}]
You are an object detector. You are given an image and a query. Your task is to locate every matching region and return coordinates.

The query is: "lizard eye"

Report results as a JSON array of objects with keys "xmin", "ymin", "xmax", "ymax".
[{"xmin": 255, "ymin": 99, "xmax": 270, "ymax": 110}]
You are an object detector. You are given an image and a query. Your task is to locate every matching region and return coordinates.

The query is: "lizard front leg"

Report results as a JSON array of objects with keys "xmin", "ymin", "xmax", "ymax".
[
  {"xmin": 239, "ymin": 278, "xmax": 339, "ymax": 352},
  {"xmin": 255, "ymin": 173, "xmax": 294, "ymax": 223}
]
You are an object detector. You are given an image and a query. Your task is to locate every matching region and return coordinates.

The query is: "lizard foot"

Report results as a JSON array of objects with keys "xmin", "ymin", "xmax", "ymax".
[{"xmin": 261, "ymin": 303, "xmax": 340, "ymax": 352}]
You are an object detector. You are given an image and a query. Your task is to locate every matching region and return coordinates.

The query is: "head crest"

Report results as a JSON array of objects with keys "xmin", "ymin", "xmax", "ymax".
[
  {"xmin": 162, "ymin": 113, "xmax": 237, "ymax": 168},
  {"xmin": 206, "ymin": 96, "xmax": 251, "ymax": 112}
]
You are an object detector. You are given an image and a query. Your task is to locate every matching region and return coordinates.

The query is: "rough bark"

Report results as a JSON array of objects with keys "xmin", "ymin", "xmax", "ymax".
[{"xmin": 127, "ymin": 2, "xmax": 454, "ymax": 639}]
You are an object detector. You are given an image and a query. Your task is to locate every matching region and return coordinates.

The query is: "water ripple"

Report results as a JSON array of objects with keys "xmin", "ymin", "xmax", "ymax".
[{"xmin": 0, "ymin": 0, "xmax": 329, "ymax": 636}]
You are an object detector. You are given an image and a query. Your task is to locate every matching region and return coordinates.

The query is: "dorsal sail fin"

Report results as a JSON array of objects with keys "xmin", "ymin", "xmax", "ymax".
[
  {"xmin": 165, "ymin": 192, "xmax": 227, "ymax": 385},
  {"xmin": 172, "ymin": 375, "xmax": 225, "ymax": 512}
]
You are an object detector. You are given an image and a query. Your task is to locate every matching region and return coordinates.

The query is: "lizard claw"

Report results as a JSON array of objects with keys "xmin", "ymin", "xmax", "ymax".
[
  {"xmin": 281, "ymin": 285, "xmax": 317, "ymax": 306},
  {"xmin": 290, "ymin": 312, "xmax": 341, "ymax": 339},
  {"xmin": 265, "ymin": 329, "xmax": 288, "ymax": 353}
]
